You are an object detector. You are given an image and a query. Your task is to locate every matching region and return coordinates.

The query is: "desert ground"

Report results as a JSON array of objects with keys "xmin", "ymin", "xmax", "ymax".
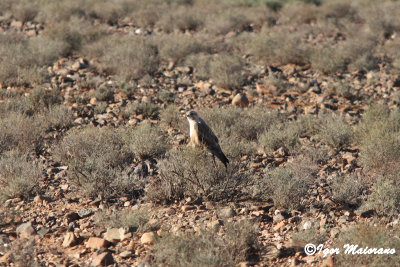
[{"xmin": 1, "ymin": 0, "xmax": 400, "ymax": 266}]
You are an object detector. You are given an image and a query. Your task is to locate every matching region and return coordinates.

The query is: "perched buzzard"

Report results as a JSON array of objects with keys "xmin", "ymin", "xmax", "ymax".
[{"xmin": 186, "ymin": 110, "xmax": 229, "ymax": 167}]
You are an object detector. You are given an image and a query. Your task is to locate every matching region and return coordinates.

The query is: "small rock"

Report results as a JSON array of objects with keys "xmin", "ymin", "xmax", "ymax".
[
  {"xmin": 10, "ymin": 20, "xmax": 23, "ymax": 28},
  {"xmin": 78, "ymin": 208, "xmax": 93, "ymax": 218},
  {"xmin": 140, "ymin": 232, "xmax": 156, "ymax": 245},
  {"xmin": 302, "ymin": 220, "xmax": 314, "ymax": 230},
  {"xmin": 86, "ymin": 237, "xmax": 108, "ymax": 250},
  {"xmin": 256, "ymin": 83, "xmax": 276, "ymax": 95},
  {"xmin": 37, "ymin": 227, "xmax": 50, "ymax": 237},
  {"xmin": 16, "ymin": 222, "xmax": 36, "ymax": 238},
  {"xmin": 119, "ymin": 251, "xmax": 133, "ymax": 258},
  {"xmin": 0, "ymin": 252, "xmax": 11, "ymax": 264},
  {"xmin": 232, "ymin": 93, "xmax": 249, "ymax": 107},
  {"xmin": 322, "ymin": 255, "xmax": 334, "ymax": 267},
  {"xmin": 236, "ymin": 261, "xmax": 249, "ymax": 267},
  {"xmin": 104, "ymin": 228, "xmax": 126, "ymax": 243},
  {"xmin": 91, "ymin": 252, "xmax": 114, "ymax": 266},
  {"xmin": 181, "ymin": 205, "xmax": 196, "ymax": 212},
  {"xmin": 71, "ymin": 61, "xmax": 82, "ymax": 71},
  {"xmin": 330, "ymin": 228, "xmax": 340, "ymax": 239},
  {"xmin": 66, "ymin": 212, "xmax": 80, "ymax": 223},
  {"xmin": 273, "ymin": 221, "xmax": 285, "ymax": 231},
  {"xmin": 218, "ymin": 207, "xmax": 236, "ymax": 218},
  {"xmin": 90, "ymin": 97, "xmax": 98, "ymax": 105},
  {"xmin": 33, "ymin": 195, "xmax": 42, "ymax": 203},
  {"xmin": 62, "ymin": 232, "xmax": 78, "ymax": 247}
]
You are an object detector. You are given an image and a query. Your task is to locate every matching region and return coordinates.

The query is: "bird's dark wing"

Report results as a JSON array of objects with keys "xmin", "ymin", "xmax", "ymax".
[
  {"xmin": 197, "ymin": 118, "xmax": 219, "ymax": 147},
  {"xmin": 197, "ymin": 118, "xmax": 229, "ymax": 167}
]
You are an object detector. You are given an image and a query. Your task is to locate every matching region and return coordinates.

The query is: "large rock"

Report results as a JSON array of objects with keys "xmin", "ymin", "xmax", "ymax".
[
  {"xmin": 62, "ymin": 232, "xmax": 78, "ymax": 247},
  {"xmin": 104, "ymin": 228, "xmax": 126, "ymax": 243},
  {"xmin": 91, "ymin": 251, "xmax": 114, "ymax": 266},
  {"xmin": 16, "ymin": 222, "xmax": 36, "ymax": 238},
  {"xmin": 86, "ymin": 237, "xmax": 108, "ymax": 250},
  {"xmin": 140, "ymin": 232, "xmax": 156, "ymax": 245},
  {"xmin": 232, "ymin": 93, "xmax": 249, "ymax": 107}
]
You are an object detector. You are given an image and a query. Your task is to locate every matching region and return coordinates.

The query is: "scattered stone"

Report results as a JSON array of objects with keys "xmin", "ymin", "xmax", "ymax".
[
  {"xmin": 66, "ymin": 212, "xmax": 80, "ymax": 223},
  {"xmin": 181, "ymin": 205, "xmax": 196, "ymax": 212},
  {"xmin": 330, "ymin": 228, "xmax": 340, "ymax": 239},
  {"xmin": 37, "ymin": 227, "xmax": 50, "ymax": 237},
  {"xmin": 78, "ymin": 208, "xmax": 94, "ymax": 218},
  {"xmin": 232, "ymin": 93, "xmax": 249, "ymax": 107},
  {"xmin": 86, "ymin": 237, "xmax": 108, "ymax": 250},
  {"xmin": 104, "ymin": 228, "xmax": 126, "ymax": 243},
  {"xmin": 322, "ymin": 255, "xmax": 334, "ymax": 267},
  {"xmin": 0, "ymin": 252, "xmax": 11, "ymax": 264},
  {"xmin": 218, "ymin": 207, "xmax": 236, "ymax": 218},
  {"xmin": 91, "ymin": 251, "xmax": 114, "ymax": 266},
  {"xmin": 62, "ymin": 232, "xmax": 78, "ymax": 247},
  {"xmin": 16, "ymin": 222, "xmax": 36, "ymax": 238},
  {"xmin": 273, "ymin": 221, "xmax": 286, "ymax": 231},
  {"xmin": 140, "ymin": 232, "xmax": 156, "ymax": 245},
  {"xmin": 119, "ymin": 251, "xmax": 133, "ymax": 258}
]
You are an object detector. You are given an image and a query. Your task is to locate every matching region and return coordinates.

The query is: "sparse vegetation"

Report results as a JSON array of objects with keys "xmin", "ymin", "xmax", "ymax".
[
  {"xmin": 335, "ymin": 225, "xmax": 400, "ymax": 266},
  {"xmin": 53, "ymin": 126, "xmax": 135, "ymax": 198},
  {"xmin": 0, "ymin": 150, "xmax": 42, "ymax": 202},
  {"xmin": 122, "ymin": 122, "xmax": 169, "ymax": 160},
  {"xmin": 94, "ymin": 205, "xmax": 151, "ymax": 232},
  {"xmin": 153, "ymin": 220, "xmax": 259, "ymax": 266},
  {"xmin": 330, "ymin": 174, "xmax": 363, "ymax": 208},
  {"xmin": 2, "ymin": 0, "xmax": 400, "ymax": 265},
  {"xmin": 149, "ymin": 148, "xmax": 249, "ymax": 202},
  {"xmin": 255, "ymin": 166, "xmax": 311, "ymax": 210}
]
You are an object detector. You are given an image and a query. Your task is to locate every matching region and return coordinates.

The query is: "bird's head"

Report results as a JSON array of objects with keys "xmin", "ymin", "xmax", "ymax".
[{"xmin": 186, "ymin": 110, "xmax": 199, "ymax": 121}]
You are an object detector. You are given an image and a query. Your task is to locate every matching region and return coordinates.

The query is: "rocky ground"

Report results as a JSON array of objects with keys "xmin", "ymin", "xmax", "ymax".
[{"xmin": 1, "ymin": 1, "xmax": 400, "ymax": 266}]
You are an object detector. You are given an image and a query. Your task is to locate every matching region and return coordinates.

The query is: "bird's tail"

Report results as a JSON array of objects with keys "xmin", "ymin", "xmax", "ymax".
[{"xmin": 214, "ymin": 150, "xmax": 229, "ymax": 168}]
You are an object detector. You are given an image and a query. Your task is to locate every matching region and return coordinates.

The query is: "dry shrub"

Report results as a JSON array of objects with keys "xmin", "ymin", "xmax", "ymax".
[
  {"xmin": 246, "ymin": 30, "xmax": 311, "ymax": 66},
  {"xmin": 85, "ymin": 35, "xmax": 158, "ymax": 81},
  {"xmin": 42, "ymin": 105, "xmax": 74, "ymax": 130},
  {"xmin": 255, "ymin": 166, "xmax": 311, "ymax": 210},
  {"xmin": 157, "ymin": 34, "xmax": 204, "ymax": 63},
  {"xmin": 258, "ymin": 121, "xmax": 300, "ymax": 153},
  {"xmin": 335, "ymin": 225, "xmax": 400, "ymax": 266},
  {"xmin": 0, "ymin": 112, "xmax": 44, "ymax": 155},
  {"xmin": 121, "ymin": 102, "xmax": 159, "ymax": 119},
  {"xmin": 356, "ymin": 105, "xmax": 400, "ymax": 172},
  {"xmin": 209, "ymin": 54, "xmax": 244, "ymax": 89},
  {"xmin": 148, "ymin": 148, "xmax": 250, "ymax": 202},
  {"xmin": 43, "ymin": 16, "xmax": 106, "ymax": 56},
  {"xmin": 53, "ymin": 126, "xmax": 135, "ymax": 198},
  {"xmin": 0, "ymin": 150, "xmax": 42, "ymax": 202},
  {"xmin": 205, "ymin": 10, "xmax": 250, "ymax": 35},
  {"xmin": 329, "ymin": 173, "xmax": 363, "ymax": 208},
  {"xmin": 152, "ymin": 220, "xmax": 259, "ymax": 266},
  {"xmin": 317, "ymin": 113, "xmax": 353, "ymax": 150},
  {"xmin": 94, "ymin": 205, "xmax": 151, "ymax": 232},
  {"xmin": 160, "ymin": 104, "xmax": 182, "ymax": 128},
  {"xmin": 311, "ymin": 46, "xmax": 346, "ymax": 74},
  {"xmin": 122, "ymin": 122, "xmax": 169, "ymax": 160},
  {"xmin": 157, "ymin": 6, "xmax": 204, "ymax": 32},
  {"xmin": 364, "ymin": 170, "xmax": 400, "ymax": 216}
]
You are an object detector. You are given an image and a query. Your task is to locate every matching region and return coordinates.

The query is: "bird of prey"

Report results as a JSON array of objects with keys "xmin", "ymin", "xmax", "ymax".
[{"xmin": 186, "ymin": 110, "xmax": 229, "ymax": 167}]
